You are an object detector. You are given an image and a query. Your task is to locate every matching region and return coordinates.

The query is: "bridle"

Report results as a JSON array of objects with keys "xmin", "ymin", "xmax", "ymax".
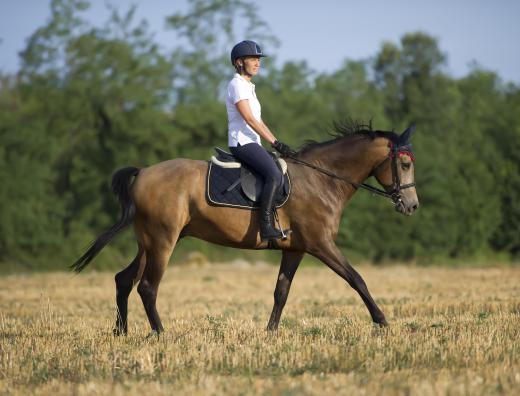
[
  {"xmin": 286, "ymin": 139, "xmax": 415, "ymax": 205},
  {"xmin": 372, "ymin": 141, "xmax": 416, "ymax": 203}
]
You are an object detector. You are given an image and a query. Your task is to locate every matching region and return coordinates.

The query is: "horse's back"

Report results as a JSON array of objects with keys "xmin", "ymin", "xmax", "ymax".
[
  {"xmin": 131, "ymin": 158, "xmax": 208, "ymax": 221},
  {"xmin": 137, "ymin": 158, "xmax": 206, "ymax": 182}
]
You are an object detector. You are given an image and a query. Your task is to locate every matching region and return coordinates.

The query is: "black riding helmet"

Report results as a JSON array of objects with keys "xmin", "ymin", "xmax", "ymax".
[{"xmin": 230, "ymin": 40, "xmax": 267, "ymax": 65}]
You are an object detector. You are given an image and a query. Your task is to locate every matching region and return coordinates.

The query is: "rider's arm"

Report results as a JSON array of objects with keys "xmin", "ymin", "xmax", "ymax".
[{"xmin": 235, "ymin": 99, "xmax": 277, "ymax": 145}]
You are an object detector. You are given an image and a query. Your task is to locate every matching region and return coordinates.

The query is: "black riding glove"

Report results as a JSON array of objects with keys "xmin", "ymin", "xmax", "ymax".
[{"xmin": 272, "ymin": 140, "xmax": 296, "ymax": 157}]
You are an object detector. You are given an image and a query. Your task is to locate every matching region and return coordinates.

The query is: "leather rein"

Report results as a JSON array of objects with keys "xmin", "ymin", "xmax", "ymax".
[{"xmin": 285, "ymin": 141, "xmax": 416, "ymax": 204}]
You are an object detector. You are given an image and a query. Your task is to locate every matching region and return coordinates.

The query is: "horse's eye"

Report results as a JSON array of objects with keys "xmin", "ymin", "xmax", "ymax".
[{"xmin": 401, "ymin": 162, "xmax": 411, "ymax": 171}]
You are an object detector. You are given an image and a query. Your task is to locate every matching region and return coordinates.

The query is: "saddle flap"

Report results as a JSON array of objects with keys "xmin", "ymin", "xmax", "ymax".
[
  {"xmin": 240, "ymin": 165, "xmax": 289, "ymax": 202},
  {"xmin": 240, "ymin": 166, "xmax": 263, "ymax": 202}
]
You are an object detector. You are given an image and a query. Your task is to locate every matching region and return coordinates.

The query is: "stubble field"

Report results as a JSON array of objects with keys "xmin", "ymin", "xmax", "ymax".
[{"xmin": 1, "ymin": 262, "xmax": 519, "ymax": 395}]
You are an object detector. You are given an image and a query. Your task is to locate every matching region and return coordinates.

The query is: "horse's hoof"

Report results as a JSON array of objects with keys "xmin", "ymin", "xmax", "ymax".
[
  {"xmin": 375, "ymin": 319, "xmax": 389, "ymax": 327},
  {"xmin": 146, "ymin": 330, "xmax": 161, "ymax": 339},
  {"xmin": 113, "ymin": 328, "xmax": 127, "ymax": 336}
]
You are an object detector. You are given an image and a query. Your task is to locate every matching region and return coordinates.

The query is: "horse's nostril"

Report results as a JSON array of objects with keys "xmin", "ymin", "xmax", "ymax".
[{"xmin": 412, "ymin": 204, "xmax": 419, "ymax": 211}]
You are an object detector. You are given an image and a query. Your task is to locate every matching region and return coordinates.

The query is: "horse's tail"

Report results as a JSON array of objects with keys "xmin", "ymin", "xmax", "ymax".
[{"xmin": 71, "ymin": 166, "xmax": 140, "ymax": 273}]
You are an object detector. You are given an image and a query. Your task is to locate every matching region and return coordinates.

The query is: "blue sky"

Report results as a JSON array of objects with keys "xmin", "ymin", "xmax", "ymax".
[{"xmin": 1, "ymin": 0, "xmax": 519, "ymax": 82}]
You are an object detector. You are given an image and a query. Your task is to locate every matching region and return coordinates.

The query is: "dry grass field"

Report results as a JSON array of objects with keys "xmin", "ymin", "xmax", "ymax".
[{"xmin": 1, "ymin": 262, "xmax": 519, "ymax": 395}]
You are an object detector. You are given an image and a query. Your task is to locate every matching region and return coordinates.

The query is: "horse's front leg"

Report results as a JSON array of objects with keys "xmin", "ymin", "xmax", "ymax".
[
  {"xmin": 310, "ymin": 240, "xmax": 388, "ymax": 326},
  {"xmin": 267, "ymin": 250, "xmax": 305, "ymax": 331}
]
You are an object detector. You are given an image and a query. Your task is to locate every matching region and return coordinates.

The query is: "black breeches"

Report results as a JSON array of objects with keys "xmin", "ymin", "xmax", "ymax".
[{"xmin": 229, "ymin": 143, "xmax": 282, "ymax": 187}]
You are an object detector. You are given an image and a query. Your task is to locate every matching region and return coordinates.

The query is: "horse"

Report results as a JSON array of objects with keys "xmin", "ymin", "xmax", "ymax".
[{"xmin": 71, "ymin": 123, "xmax": 419, "ymax": 335}]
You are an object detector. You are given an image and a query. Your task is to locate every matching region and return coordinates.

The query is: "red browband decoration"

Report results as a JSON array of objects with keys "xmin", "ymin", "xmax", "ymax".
[
  {"xmin": 388, "ymin": 141, "xmax": 415, "ymax": 162},
  {"xmin": 398, "ymin": 151, "xmax": 415, "ymax": 162}
]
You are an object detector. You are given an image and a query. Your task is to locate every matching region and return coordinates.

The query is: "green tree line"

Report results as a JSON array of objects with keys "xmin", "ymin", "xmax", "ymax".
[{"xmin": 1, "ymin": 0, "xmax": 519, "ymax": 271}]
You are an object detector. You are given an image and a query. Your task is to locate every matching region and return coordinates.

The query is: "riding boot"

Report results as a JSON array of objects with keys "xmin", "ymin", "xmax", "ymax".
[{"xmin": 259, "ymin": 178, "xmax": 287, "ymax": 242}]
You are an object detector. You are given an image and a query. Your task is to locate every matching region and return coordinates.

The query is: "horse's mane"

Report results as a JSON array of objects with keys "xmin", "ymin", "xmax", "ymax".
[{"xmin": 297, "ymin": 119, "xmax": 400, "ymax": 155}]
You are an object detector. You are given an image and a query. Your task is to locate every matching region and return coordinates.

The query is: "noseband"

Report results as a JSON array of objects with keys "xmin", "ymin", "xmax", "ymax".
[{"xmin": 286, "ymin": 139, "xmax": 415, "ymax": 205}]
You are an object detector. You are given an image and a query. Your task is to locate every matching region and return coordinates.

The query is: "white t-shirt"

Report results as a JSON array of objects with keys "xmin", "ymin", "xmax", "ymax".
[{"xmin": 226, "ymin": 73, "xmax": 262, "ymax": 147}]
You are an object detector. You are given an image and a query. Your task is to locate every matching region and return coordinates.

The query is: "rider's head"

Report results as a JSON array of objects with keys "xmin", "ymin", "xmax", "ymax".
[{"xmin": 231, "ymin": 40, "xmax": 267, "ymax": 77}]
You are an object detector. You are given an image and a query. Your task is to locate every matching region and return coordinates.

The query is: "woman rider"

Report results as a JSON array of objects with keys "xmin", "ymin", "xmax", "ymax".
[{"xmin": 226, "ymin": 40, "xmax": 295, "ymax": 242}]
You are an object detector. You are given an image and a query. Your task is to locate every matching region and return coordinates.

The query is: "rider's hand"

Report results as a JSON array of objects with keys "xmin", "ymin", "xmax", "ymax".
[{"xmin": 271, "ymin": 140, "xmax": 296, "ymax": 157}]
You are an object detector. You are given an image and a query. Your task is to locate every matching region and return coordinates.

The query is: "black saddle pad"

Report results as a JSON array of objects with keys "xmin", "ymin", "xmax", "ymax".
[{"xmin": 206, "ymin": 162, "xmax": 291, "ymax": 209}]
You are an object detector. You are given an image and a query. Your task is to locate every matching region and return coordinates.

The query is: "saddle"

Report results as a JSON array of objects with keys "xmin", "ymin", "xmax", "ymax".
[{"xmin": 206, "ymin": 147, "xmax": 291, "ymax": 209}]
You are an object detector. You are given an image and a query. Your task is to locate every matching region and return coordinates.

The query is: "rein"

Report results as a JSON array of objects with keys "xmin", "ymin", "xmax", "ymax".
[
  {"xmin": 287, "ymin": 156, "xmax": 393, "ymax": 199},
  {"xmin": 285, "ymin": 141, "xmax": 415, "ymax": 203}
]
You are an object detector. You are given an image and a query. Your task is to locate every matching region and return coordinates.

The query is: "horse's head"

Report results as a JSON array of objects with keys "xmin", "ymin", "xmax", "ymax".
[{"xmin": 373, "ymin": 125, "xmax": 419, "ymax": 216}]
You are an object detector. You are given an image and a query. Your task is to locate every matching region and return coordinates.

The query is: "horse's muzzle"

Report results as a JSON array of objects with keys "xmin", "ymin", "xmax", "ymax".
[{"xmin": 394, "ymin": 198, "xmax": 419, "ymax": 216}]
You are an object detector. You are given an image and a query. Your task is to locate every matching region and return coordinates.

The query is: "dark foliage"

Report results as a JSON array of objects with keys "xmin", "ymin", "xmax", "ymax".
[{"xmin": 1, "ymin": 0, "xmax": 519, "ymax": 270}]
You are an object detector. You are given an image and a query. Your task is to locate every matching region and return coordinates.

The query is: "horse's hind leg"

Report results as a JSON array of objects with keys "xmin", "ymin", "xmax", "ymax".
[
  {"xmin": 114, "ymin": 245, "xmax": 146, "ymax": 335},
  {"xmin": 267, "ymin": 251, "xmax": 305, "ymax": 331},
  {"xmin": 137, "ymin": 237, "xmax": 176, "ymax": 334}
]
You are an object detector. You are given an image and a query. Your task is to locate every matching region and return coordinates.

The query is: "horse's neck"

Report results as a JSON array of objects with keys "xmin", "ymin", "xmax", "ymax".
[{"xmin": 302, "ymin": 137, "xmax": 389, "ymax": 201}]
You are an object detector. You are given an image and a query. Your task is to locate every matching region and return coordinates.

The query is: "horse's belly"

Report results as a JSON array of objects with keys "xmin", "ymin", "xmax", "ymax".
[{"xmin": 183, "ymin": 206, "xmax": 265, "ymax": 249}]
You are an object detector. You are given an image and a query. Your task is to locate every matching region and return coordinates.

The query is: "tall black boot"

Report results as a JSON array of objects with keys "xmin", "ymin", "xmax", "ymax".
[{"xmin": 259, "ymin": 178, "xmax": 285, "ymax": 242}]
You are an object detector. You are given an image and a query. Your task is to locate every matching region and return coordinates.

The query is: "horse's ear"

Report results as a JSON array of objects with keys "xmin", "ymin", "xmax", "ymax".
[{"xmin": 399, "ymin": 123, "xmax": 416, "ymax": 145}]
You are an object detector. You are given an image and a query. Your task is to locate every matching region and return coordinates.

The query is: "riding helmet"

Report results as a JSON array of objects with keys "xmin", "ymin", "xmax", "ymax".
[{"xmin": 230, "ymin": 40, "xmax": 267, "ymax": 65}]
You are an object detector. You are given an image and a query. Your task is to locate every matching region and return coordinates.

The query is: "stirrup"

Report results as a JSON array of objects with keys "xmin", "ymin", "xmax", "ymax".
[
  {"xmin": 260, "ymin": 226, "xmax": 291, "ymax": 242},
  {"xmin": 260, "ymin": 211, "xmax": 291, "ymax": 242}
]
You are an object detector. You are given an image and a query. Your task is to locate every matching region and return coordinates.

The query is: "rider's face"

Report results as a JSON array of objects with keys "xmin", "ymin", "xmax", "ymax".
[{"xmin": 239, "ymin": 56, "xmax": 261, "ymax": 76}]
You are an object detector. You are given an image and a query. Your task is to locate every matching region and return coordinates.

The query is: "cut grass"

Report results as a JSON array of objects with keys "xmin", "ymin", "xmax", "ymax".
[{"xmin": 1, "ymin": 264, "xmax": 519, "ymax": 395}]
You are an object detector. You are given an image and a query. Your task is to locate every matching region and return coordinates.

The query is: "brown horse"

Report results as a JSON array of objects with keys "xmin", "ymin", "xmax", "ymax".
[{"xmin": 72, "ymin": 123, "xmax": 419, "ymax": 335}]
